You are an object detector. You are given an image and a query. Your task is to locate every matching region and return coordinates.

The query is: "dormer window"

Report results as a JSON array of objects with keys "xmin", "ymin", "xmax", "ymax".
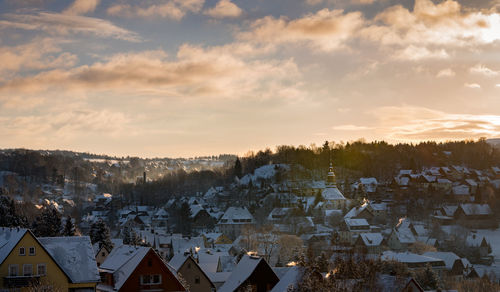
[{"xmin": 19, "ymin": 247, "xmax": 25, "ymax": 256}]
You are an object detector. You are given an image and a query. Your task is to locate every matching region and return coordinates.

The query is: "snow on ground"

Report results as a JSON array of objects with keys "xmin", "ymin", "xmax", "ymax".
[
  {"xmin": 474, "ymin": 228, "xmax": 500, "ymax": 278},
  {"xmin": 239, "ymin": 164, "xmax": 290, "ymax": 186}
]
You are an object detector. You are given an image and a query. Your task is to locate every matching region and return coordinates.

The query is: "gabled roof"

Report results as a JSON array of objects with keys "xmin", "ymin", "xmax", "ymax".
[
  {"xmin": 358, "ymin": 233, "xmax": 384, "ymax": 246},
  {"xmin": 218, "ymin": 255, "xmax": 278, "ymax": 292},
  {"xmin": 270, "ymin": 266, "xmax": 304, "ymax": 292},
  {"xmin": 99, "ymin": 245, "xmax": 151, "ymax": 290},
  {"xmin": 382, "ymin": 251, "xmax": 445, "ymax": 265},
  {"xmin": 38, "ymin": 236, "xmax": 100, "ymax": 283},
  {"xmin": 344, "ymin": 218, "xmax": 369, "ymax": 228},
  {"xmin": 0, "ymin": 227, "xmax": 28, "ymax": 265},
  {"xmin": 168, "ymin": 253, "xmax": 216, "ymax": 289},
  {"xmin": 219, "ymin": 207, "xmax": 255, "ymax": 224},
  {"xmin": 459, "ymin": 204, "xmax": 492, "ymax": 216},
  {"xmin": 422, "ymin": 252, "xmax": 467, "ymax": 270},
  {"xmin": 0, "ymin": 227, "xmax": 75, "ymax": 283}
]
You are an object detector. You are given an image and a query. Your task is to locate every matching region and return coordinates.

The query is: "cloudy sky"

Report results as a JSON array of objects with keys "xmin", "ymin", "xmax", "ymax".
[{"xmin": 1, "ymin": 0, "xmax": 500, "ymax": 157}]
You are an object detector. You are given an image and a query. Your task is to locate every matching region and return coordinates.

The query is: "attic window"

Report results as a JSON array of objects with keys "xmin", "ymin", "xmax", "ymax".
[
  {"xmin": 29, "ymin": 247, "xmax": 35, "ymax": 256},
  {"xmin": 148, "ymin": 258, "xmax": 153, "ymax": 267},
  {"xmin": 195, "ymin": 275, "xmax": 200, "ymax": 284},
  {"xmin": 19, "ymin": 247, "xmax": 25, "ymax": 256}
]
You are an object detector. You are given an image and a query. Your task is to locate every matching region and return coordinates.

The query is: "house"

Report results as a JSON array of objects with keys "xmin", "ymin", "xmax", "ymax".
[
  {"xmin": 451, "ymin": 185, "xmax": 471, "ymax": 202},
  {"xmin": 94, "ymin": 238, "xmax": 123, "ymax": 267},
  {"xmin": 98, "ymin": 245, "xmax": 185, "ymax": 292},
  {"xmin": 454, "ymin": 204, "xmax": 495, "ymax": 228},
  {"xmin": 422, "ymin": 252, "xmax": 472, "ymax": 281},
  {"xmin": 190, "ymin": 204, "xmax": 216, "ymax": 230},
  {"xmin": 435, "ymin": 178, "xmax": 452, "ymax": 193},
  {"xmin": 270, "ymin": 266, "xmax": 306, "ymax": 292},
  {"xmin": 152, "ymin": 209, "xmax": 169, "ymax": 227},
  {"xmin": 344, "ymin": 204, "xmax": 375, "ymax": 223},
  {"xmin": 218, "ymin": 207, "xmax": 256, "ymax": 240},
  {"xmin": 381, "ymin": 251, "xmax": 447, "ymax": 276},
  {"xmin": 0, "ymin": 227, "xmax": 99, "ymax": 291},
  {"xmin": 218, "ymin": 255, "xmax": 279, "ymax": 292},
  {"xmin": 354, "ymin": 233, "xmax": 387, "ymax": 254},
  {"xmin": 339, "ymin": 218, "xmax": 371, "ymax": 244},
  {"xmin": 267, "ymin": 208, "xmax": 292, "ymax": 224},
  {"xmin": 387, "ymin": 228, "xmax": 416, "ymax": 252},
  {"xmin": 38, "ymin": 236, "xmax": 101, "ymax": 289},
  {"xmin": 466, "ymin": 233, "xmax": 491, "ymax": 258},
  {"xmin": 168, "ymin": 253, "xmax": 215, "ymax": 292},
  {"xmin": 202, "ymin": 233, "xmax": 232, "ymax": 247}
]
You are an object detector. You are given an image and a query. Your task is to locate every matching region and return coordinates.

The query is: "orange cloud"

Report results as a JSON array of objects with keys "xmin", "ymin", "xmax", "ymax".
[
  {"xmin": 374, "ymin": 106, "xmax": 500, "ymax": 141},
  {"xmin": 107, "ymin": 0, "xmax": 204, "ymax": 20},
  {"xmin": 0, "ymin": 11, "xmax": 140, "ymax": 41},
  {"xmin": 0, "ymin": 45, "xmax": 301, "ymax": 102},
  {"xmin": 204, "ymin": 0, "xmax": 243, "ymax": 19},
  {"xmin": 238, "ymin": 8, "xmax": 364, "ymax": 52},
  {"xmin": 63, "ymin": 0, "xmax": 100, "ymax": 15}
]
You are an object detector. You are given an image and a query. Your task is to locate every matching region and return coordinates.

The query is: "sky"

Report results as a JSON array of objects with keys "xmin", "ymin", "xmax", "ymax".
[{"xmin": 1, "ymin": 0, "xmax": 500, "ymax": 157}]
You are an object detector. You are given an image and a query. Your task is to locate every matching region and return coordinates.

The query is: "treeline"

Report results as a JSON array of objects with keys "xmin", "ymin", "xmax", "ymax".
[{"xmin": 240, "ymin": 139, "xmax": 500, "ymax": 181}]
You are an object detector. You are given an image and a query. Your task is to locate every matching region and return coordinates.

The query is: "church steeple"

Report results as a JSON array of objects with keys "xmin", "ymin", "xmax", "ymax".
[{"xmin": 326, "ymin": 162, "xmax": 337, "ymax": 187}]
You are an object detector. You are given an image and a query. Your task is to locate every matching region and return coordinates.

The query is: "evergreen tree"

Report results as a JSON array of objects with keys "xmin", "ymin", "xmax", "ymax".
[
  {"xmin": 0, "ymin": 196, "xmax": 28, "ymax": 227},
  {"xmin": 234, "ymin": 158, "xmax": 242, "ymax": 179},
  {"xmin": 123, "ymin": 225, "xmax": 141, "ymax": 246},
  {"xmin": 90, "ymin": 219, "xmax": 113, "ymax": 252},
  {"xmin": 32, "ymin": 206, "xmax": 61, "ymax": 237},
  {"xmin": 62, "ymin": 215, "xmax": 76, "ymax": 236},
  {"xmin": 416, "ymin": 264, "xmax": 439, "ymax": 290},
  {"xmin": 177, "ymin": 202, "xmax": 192, "ymax": 235}
]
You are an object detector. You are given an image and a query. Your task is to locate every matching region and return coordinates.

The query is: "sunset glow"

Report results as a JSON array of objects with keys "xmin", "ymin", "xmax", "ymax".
[{"xmin": 1, "ymin": 0, "xmax": 500, "ymax": 157}]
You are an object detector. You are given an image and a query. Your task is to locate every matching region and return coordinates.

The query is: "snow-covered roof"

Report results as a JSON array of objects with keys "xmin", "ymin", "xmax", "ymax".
[
  {"xmin": 358, "ymin": 233, "xmax": 384, "ymax": 246},
  {"xmin": 381, "ymin": 251, "xmax": 445, "ymax": 265},
  {"xmin": 171, "ymin": 237, "xmax": 205, "ymax": 255},
  {"xmin": 394, "ymin": 176, "xmax": 409, "ymax": 186},
  {"xmin": 459, "ymin": 204, "xmax": 492, "ymax": 216},
  {"xmin": 0, "ymin": 227, "xmax": 28, "ymax": 265},
  {"xmin": 100, "ymin": 245, "xmax": 151, "ymax": 290},
  {"xmin": 441, "ymin": 205, "xmax": 458, "ymax": 217},
  {"xmin": 38, "ymin": 236, "xmax": 100, "ymax": 283},
  {"xmin": 422, "ymin": 252, "xmax": 465, "ymax": 270},
  {"xmin": 168, "ymin": 253, "xmax": 189, "ymax": 271},
  {"xmin": 190, "ymin": 204, "xmax": 206, "ymax": 218},
  {"xmin": 270, "ymin": 266, "xmax": 304, "ymax": 292},
  {"xmin": 219, "ymin": 207, "xmax": 255, "ymax": 224},
  {"xmin": 344, "ymin": 218, "xmax": 369, "ymax": 228},
  {"xmin": 437, "ymin": 178, "xmax": 452, "ymax": 184},
  {"xmin": 452, "ymin": 185, "xmax": 470, "ymax": 196},
  {"xmin": 322, "ymin": 186, "xmax": 346, "ymax": 201},
  {"xmin": 344, "ymin": 204, "xmax": 369, "ymax": 219},
  {"xmin": 466, "ymin": 233, "xmax": 488, "ymax": 247},
  {"xmin": 392, "ymin": 228, "xmax": 416, "ymax": 244},
  {"xmin": 218, "ymin": 255, "xmax": 277, "ymax": 292}
]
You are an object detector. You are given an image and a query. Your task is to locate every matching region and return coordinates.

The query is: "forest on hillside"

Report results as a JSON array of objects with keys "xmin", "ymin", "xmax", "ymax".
[{"xmin": 1, "ymin": 139, "xmax": 499, "ymax": 205}]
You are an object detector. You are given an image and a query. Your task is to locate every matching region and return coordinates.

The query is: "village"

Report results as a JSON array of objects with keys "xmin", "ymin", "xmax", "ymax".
[{"xmin": 1, "ymin": 150, "xmax": 500, "ymax": 291}]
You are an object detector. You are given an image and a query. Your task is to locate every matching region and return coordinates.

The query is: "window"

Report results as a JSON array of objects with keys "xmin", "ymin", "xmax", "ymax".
[
  {"xmin": 195, "ymin": 275, "xmax": 200, "ymax": 284},
  {"xmin": 19, "ymin": 247, "xmax": 25, "ymax": 256},
  {"xmin": 147, "ymin": 258, "xmax": 152, "ymax": 267},
  {"xmin": 29, "ymin": 247, "xmax": 35, "ymax": 256},
  {"xmin": 101, "ymin": 252, "xmax": 106, "ymax": 257},
  {"xmin": 23, "ymin": 264, "xmax": 33, "ymax": 276},
  {"xmin": 152, "ymin": 275, "xmax": 161, "ymax": 284},
  {"xmin": 140, "ymin": 274, "xmax": 161, "ymax": 285},
  {"xmin": 9, "ymin": 264, "xmax": 18, "ymax": 276},
  {"xmin": 141, "ymin": 275, "xmax": 151, "ymax": 284},
  {"xmin": 37, "ymin": 264, "xmax": 46, "ymax": 276}
]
